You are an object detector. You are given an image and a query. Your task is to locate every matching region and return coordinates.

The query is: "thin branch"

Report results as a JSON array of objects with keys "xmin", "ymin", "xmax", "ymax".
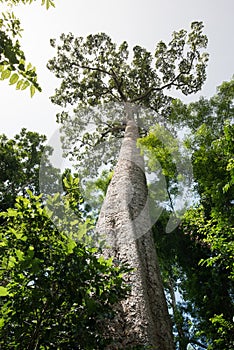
[
  {"xmin": 130, "ymin": 73, "xmax": 183, "ymax": 103},
  {"xmin": 71, "ymin": 62, "xmax": 126, "ymax": 102},
  {"xmin": 110, "ymin": 68, "xmax": 127, "ymax": 102},
  {"xmin": 71, "ymin": 62, "xmax": 112, "ymax": 77},
  {"xmin": 96, "ymin": 85, "xmax": 121, "ymax": 102},
  {"xmin": 99, "ymin": 124, "xmax": 125, "ymax": 142},
  {"xmin": 189, "ymin": 339, "xmax": 208, "ymax": 349}
]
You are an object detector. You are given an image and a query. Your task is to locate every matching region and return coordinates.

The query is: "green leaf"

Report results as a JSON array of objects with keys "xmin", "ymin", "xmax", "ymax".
[
  {"xmin": 0, "ymin": 286, "xmax": 8, "ymax": 297},
  {"xmin": 26, "ymin": 62, "xmax": 32, "ymax": 71},
  {"xmin": 1, "ymin": 69, "xmax": 11, "ymax": 80},
  {"xmin": 223, "ymin": 183, "xmax": 230, "ymax": 193},
  {"xmin": 67, "ymin": 238, "xmax": 76, "ymax": 254},
  {"xmin": 41, "ymin": 0, "xmax": 55, "ymax": 9},
  {"xmin": 6, "ymin": 208, "xmax": 17, "ymax": 217},
  {"xmin": 30, "ymin": 84, "xmax": 36, "ymax": 97},
  {"xmin": 46, "ymin": 0, "xmax": 55, "ymax": 9},
  {"xmin": 0, "ymin": 317, "xmax": 5, "ymax": 328},
  {"xmin": 15, "ymin": 249, "xmax": 24, "ymax": 261},
  {"xmin": 8, "ymin": 255, "xmax": 16, "ymax": 268},
  {"xmin": 16, "ymin": 79, "xmax": 23, "ymax": 90},
  {"xmin": 9, "ymin": 73, "xmax": 19, "ymax": 85},
  {"xmin": 21, "ymin": 80, "xmax": 30, "ymax": 90}
]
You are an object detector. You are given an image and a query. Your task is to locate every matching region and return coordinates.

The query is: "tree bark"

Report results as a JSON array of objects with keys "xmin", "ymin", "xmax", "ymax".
[{"xmin": 97, "ymin": 111, "xmax": 175, "ymax": 349}]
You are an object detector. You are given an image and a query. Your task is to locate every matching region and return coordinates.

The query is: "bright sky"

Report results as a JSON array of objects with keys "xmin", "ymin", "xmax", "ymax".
[{"xmin": 0, "ymin": 0, "xmax": 234, "ymax": 138}]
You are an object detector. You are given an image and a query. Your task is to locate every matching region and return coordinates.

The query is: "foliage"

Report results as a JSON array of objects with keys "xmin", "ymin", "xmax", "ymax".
[
  {"xmin": 138, "ymin": 124, "xmax": 193, "ymax": 217},
  {"xmin": 81, "ymin": 170, "xmax": 114, "ymax": 218},
  {"xmin": 152, "ymin": 214, "xmax": 212, "ymax": 350},
  {"xmin": 0, "ymin": 11, "xmax": 40, "ymax": 95},
  {"xmin": 182, "ymin": 79, "xmax": 234, "ymax": 275},
  {"xmin": 0, "ymin": 0, "xmax": 55, "ymax": 94},
  {"xmin": 47, "ymin": 23, "xmax": 208, "ymax": 178},
  {"xmin": 181, "ymin": 114, "xmax": 234, "ymax": 349},
  {"xmin": 152, "ymin": 195, "xmax": 234, "ymax": 349},
  {"xmin": 0, "ymin": 128, "xmax": 60, "ymax": 212},
  {"xmin": 48, "ymin": 23, "xmax": 208, "ymax": 109},
  {"xmin": 143, "ymin": 79, "xmax": 234, "ymax": 349},
  {"xmin": 170, "ymin": 76, "xmax": 234, "ymax": 132},
  {"xmin": 0, "ymin": 190, "xmax": 130, "ymax": 349},
  {"xmin": 187, "ymin": 121, "xmax": 234, "ymax": 218},
  {"xmin": 0, "ymin": 0, "xmax": 55, "ymax": 8}
]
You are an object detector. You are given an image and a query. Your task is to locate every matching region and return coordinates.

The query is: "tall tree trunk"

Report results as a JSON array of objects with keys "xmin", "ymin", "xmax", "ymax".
[{"xmin": 97, "ymin": 110, "xmax": 175, "ymax": 349}]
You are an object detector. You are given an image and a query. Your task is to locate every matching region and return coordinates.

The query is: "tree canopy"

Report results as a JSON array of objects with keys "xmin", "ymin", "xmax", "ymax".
[
  {"xmin": 48, "ymin": 22, "xmax": 208, "ymax": 110},
  {"xmin": 46, "ymin": 23, "xmax": 208, "ymax": 181}
]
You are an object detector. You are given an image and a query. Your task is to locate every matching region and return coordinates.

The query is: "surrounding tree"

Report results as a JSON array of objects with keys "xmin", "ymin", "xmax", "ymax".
[
  {"xmin": 0, "ymin": 0, "xmax": 55, "ymax": 94},
  {"xmin": 181, "ymin": 85, "xmax": 234, "ymax": 349},
  {"xmin": 0, "ymin": 186, "xmax": 130, "ymax": 349},
  {"xmin": 0, "ymin": 128, "xmax": 60, "ymax": 212},
  {"xmin": 139, "ymin": 78, "xmax": 234, "ymax": 349},
  {"xmin": 47, "ymin": 23, "xmax": 208, "ymax": 349}
]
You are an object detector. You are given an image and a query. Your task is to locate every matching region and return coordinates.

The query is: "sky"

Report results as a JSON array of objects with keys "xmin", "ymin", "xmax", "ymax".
[{"xmin": 0, "ymin": 0, "xmax": 234, "ymax": 139}]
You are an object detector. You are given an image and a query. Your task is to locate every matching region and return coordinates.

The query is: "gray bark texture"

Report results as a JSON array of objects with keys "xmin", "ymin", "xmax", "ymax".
[{"xmin": 97, "ymin": 113, "xmax": 175, "ymax": 349}]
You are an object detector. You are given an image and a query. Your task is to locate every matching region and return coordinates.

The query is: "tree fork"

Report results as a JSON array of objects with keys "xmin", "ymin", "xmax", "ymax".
[{"xmin": 97, "ymin": 106, "xmax": 175, "ymax": 349}]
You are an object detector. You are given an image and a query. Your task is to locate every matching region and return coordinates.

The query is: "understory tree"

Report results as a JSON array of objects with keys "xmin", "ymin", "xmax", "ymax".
[{"xmin": 47, "ymin": 22, "xmax": 208, "ymax": 349}]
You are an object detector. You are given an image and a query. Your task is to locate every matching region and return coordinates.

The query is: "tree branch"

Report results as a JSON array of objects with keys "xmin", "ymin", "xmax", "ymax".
[
  {"xmin": 189, "ymin": 339, "xmax": 208, "ymax": 349},
  {"xmin": 110, "ymin": 68, "xmax": 127, "ymax": 102},
  {"xmin": 70, "ymin": 62, "xmax": 127, "ymax": 102},
  {"xmin": 130, "ymin": 73, "xmax": 183, "ymax": 103},
  {"xmin": 71, "ymin": 62, "xmax": 112, "ymax": 77},
  {"xmin": 131, "ymin": 52, "xmax": 197, "ymax": 103}
]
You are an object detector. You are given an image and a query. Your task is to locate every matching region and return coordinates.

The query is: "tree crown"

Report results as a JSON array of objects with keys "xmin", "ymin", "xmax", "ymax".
[{"xmin": 48, "ymin": 22, "xmax": 208, "ymax": 113}]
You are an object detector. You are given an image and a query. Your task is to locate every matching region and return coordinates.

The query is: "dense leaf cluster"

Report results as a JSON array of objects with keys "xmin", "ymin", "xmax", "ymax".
[
  {"xmin": 143, "ymin": 79, "xmax": 234, "ymax": 349},
  {"xmin": 0, "ymin": 190, "xmax": 130, "ymax": 349},
  {"xmin": 0, "ymin": 11, "xmax": 41, "ymax": 95},
  {"xmin": 48, "ymin": 22, "xmax": 208, "ymax": 112}
]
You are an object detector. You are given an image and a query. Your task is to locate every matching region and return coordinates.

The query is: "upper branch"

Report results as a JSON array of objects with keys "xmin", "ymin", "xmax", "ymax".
[
  {"xmin": 110, "ymin": 68, "xmax": 127, "ymax": 102},
  {"xmin": 70, "ymin": 62, "xmax": 127, "ymax": 102},
  {"xmin": 71, "ymin": 62, "xmax": 112, "ymax": 76},
  {"xmin": 131, "ymin": 52, "xmax": 196, "ymax": 103},
  {"xmin": 130, "ymin": 73, "xmax": 183, "ymax": 103}
]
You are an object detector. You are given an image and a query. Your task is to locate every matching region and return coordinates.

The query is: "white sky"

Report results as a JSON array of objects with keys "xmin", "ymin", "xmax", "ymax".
[{"xmin": 0, "ymin": 0, "xmax": 234, "ymax": 138}]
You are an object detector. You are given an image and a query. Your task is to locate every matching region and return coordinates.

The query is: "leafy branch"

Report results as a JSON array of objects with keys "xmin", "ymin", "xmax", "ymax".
[
  {"xmin": 0, "ymin": 0, "xmax": 55, "ymax": 10},
  {"xmin": 0, "ymin": 0, "xmax": 56, "ymax": 95}
]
